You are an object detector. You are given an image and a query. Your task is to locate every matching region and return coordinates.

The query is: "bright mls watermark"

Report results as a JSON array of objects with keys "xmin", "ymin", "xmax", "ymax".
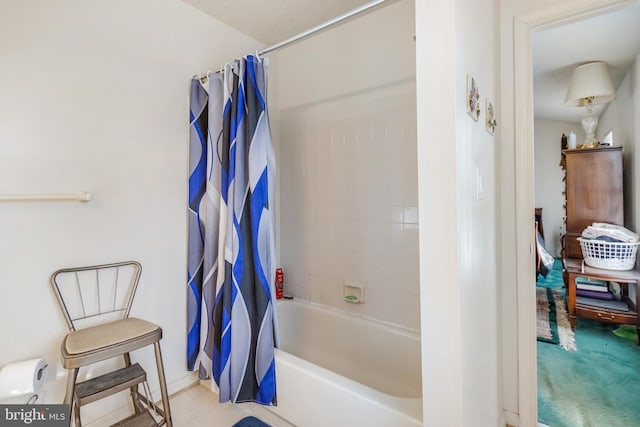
[{"xmin": 0, "ymin": 405, "xmax": 69, "ymax": 426}]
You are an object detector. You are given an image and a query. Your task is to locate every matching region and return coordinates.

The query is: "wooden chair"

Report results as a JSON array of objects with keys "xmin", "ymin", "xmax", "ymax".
[{"xmin": 51, "ymin": 261, "xmax": 172, "ymax": 427}]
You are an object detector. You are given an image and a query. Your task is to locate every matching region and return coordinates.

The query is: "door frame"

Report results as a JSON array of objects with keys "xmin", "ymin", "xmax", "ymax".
[{"xmin": 513, "ymin": 0, "xmax": 633, "ymax": 426}]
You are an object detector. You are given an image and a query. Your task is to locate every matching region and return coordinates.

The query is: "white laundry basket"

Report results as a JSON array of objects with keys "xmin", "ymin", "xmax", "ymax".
[{"xmin": 578, "ymin": 237, "xmax": 640, "ymax": 270}]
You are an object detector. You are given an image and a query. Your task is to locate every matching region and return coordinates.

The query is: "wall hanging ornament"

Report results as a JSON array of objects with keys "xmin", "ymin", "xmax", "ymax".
[
  {"xmin": 467, "ymin": 74, "xmax": 480, "ymax": 121},
  {"xmin": 485, "ymin": 98, "xmax": 497, "ymax": 135}
]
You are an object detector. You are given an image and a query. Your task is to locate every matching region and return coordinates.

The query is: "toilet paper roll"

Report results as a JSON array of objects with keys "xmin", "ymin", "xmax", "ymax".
[{"xmin": 0, "ymin": 358, "xmax": 47, "ymax": 400}]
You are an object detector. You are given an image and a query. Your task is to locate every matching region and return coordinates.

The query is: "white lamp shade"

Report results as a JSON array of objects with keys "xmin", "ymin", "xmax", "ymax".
[{"xmin": 564, "ymin": 61, "xmax": 616, "ymax": 107}]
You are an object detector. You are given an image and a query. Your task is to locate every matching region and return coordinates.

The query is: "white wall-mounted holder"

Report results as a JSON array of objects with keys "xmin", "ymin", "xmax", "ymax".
[
  {"xmin": 0, "ymin": 192, "xmax": 92, "ymax": 202},
  {"xmin": 343, "ymin": 281, "xmax": 365, "ymax": 304}
]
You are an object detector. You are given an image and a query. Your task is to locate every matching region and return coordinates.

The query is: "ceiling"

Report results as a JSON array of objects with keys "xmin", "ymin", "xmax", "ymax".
[
  {"xmin": 181, "ymin": 0, "xmax": 375, "ymax": 46},
  {"xmin": 181, "ymin": 0, "xmax": 640, "ymax": 124},
  {"xmin": 533, "ymin": 3, "xmax": 640, "ymax": 122}
]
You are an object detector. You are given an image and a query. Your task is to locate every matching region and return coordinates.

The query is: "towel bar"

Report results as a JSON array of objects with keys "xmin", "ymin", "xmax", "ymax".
[{"xmin": 0, "ymin": 192, "xmax": 92, "ymax": 202}]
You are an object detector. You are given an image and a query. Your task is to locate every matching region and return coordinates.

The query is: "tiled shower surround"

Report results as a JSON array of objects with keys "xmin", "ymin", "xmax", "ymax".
[{"xmin": 278, "ymin": 80, "xmax": 419, "ymax": 330}]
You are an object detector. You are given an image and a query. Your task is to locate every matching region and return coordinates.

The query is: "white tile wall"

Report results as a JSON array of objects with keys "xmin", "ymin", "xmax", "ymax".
[{"xmin": 278, "ymin": 80, "xmax": 420, "ymax": 330}]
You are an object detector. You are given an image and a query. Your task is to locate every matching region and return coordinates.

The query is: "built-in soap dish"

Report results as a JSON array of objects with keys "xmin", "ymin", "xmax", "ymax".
[{"xmin": 343, "ymin": 282, "xmax": 364, "ymax": 304}]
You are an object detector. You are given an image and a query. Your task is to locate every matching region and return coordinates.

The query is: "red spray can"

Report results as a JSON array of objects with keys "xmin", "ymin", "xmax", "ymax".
[{"xmin": 275, "ymin": 268, "xmax": 284, "ymax": 300}]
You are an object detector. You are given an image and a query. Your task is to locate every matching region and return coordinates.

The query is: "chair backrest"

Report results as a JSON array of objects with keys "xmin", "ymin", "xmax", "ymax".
[{"xmin": 50, "ymin": 261, "xmax": 142, "ymax": 332}]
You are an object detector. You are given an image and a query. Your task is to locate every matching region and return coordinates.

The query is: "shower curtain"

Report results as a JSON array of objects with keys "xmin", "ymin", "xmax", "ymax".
[{"xmin": 187, "ymin": 55, "xmax": 277, "ymax": 405}]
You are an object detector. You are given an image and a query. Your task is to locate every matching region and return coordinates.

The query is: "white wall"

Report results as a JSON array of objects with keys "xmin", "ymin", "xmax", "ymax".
[
  {"xmin": 0, "ymin": 0, "xmax": 262, "ymax": 422},
  {"xmin": 599, "ymin": 54, "xmax": 639, "ymax": 233},
  {"xmin": 417, "ymin": 0, "xmax": 500, "ymax": 425},
  {"xmin": 534, "ymin": 120, "xmax": 582, "ymax": 257},
  {"xmin": 455, "ymin": 0, "xmax": 501, "ymax": 425},
  {"xmin": 273, "ymin": 1, "xmax": 419, "ymax": 329},
  {"xmin": 599, "ymin": 53, "xmax": 639, "ymax": 284}
]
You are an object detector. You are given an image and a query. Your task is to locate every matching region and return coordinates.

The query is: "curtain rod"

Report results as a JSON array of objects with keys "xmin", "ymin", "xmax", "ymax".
[
  {"xmin": 258, "ymin": 0, "xmax": 389, "ymax": 55},
  {"xmin": 196, "ymin": 0, "xmax": 392, "ymax": 80}
]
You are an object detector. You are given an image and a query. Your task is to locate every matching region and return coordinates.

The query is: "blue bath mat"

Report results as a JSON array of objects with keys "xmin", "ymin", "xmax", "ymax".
[{"xmin": 232, "ymin": 416, "xmax": 271, "ymax": 427}]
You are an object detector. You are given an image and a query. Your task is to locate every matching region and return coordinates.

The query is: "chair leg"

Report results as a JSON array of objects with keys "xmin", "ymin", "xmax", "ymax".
[
  {"xmin": 64, "ymin": 368, "xmax": 81, "ymax": 427},
  {"xmin": 123, "ymin": 353, "xmax": 143, "ymax": 414},
  {"xmin": 153, "ymin": 342, "xmax": 172, "ymax": 427}
]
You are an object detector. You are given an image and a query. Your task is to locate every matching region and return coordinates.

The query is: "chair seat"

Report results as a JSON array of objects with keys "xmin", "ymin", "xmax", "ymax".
[{"xmin": 62, "ymin": 318, "xmax": 162, "ymax": 369}]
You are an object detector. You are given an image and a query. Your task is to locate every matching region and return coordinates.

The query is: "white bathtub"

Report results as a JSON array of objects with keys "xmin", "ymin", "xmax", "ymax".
[{"xmin": 267, "ymin": 298, "xmax": 422, "ymax": 427}]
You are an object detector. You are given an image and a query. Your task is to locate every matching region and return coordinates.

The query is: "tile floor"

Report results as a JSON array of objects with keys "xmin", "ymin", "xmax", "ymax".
[
  {"xmin": 83, "ymin": 381, "xmax": 294, "ymax": 427},
  {"xmin": 169, "ymin": 382, "xmax": 294, "ymax": 427}
]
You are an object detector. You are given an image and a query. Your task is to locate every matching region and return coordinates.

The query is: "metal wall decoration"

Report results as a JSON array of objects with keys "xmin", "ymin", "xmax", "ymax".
[
  {"xmin": 485, "ymin": 98, "xmax": 497, "ymax": 135},
  {"xmin": 467, "ymin": 74, "xmax": 480, "ymax": 121}
]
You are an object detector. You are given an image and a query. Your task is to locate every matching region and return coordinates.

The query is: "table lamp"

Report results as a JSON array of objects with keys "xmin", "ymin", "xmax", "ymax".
[{"xmin": 564, "ymin": 61, "xmax": 616, "ymax": 147}]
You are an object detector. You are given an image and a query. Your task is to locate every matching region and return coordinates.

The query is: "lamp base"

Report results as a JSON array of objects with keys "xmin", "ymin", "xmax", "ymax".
[
  {"xmin": 578, "ymin": 142, "xmax": 600, "ymax": 149},
  {"xmin": 581, "ymin": 106, "xmax": 599, "ymax": 146}
]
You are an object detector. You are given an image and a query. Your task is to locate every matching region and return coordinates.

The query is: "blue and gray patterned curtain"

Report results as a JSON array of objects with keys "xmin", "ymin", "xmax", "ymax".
[{"xmin": 187, "ymin": 55, "xmax": 277, "ymax": 405}]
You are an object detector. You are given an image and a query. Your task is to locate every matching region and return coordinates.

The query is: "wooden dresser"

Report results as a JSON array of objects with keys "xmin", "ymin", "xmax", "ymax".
[{"xmin": 562, "ymin": 146, "xmax": 624, "ymax": 259}]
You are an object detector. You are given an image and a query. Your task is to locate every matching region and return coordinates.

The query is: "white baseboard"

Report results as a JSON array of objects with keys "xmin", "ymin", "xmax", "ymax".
[
  {"xmin": 166, "ymin": 371, "xmax": 199, "ymax": 395},
  {"xmin": 504, "ymin": 409, "xmax": 519, "ymax": 426}
]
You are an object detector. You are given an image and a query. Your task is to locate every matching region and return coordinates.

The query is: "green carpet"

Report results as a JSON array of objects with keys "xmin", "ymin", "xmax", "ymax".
[
  {"xmin": 537, "ymin": 259, "xmax": 640, "ymax": 427},
  {"xmin": 536, "ymin": 258, "xmax": 565, "ymax": 290}
]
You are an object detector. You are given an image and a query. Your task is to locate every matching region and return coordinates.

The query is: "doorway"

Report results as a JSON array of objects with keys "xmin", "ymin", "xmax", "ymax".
[
  {"xmin": 511, "ymin": 0, "xmax": 636, "ymax": 426},
  {"xmin": 531, "ymin": 5, "xmax": 640, "ymax": 425}
]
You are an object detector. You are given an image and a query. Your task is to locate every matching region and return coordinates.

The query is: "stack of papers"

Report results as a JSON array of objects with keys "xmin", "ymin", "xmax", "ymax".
[{"xmin": 576, "ymin": 277, "xmax": 613, "ymax": 300}]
